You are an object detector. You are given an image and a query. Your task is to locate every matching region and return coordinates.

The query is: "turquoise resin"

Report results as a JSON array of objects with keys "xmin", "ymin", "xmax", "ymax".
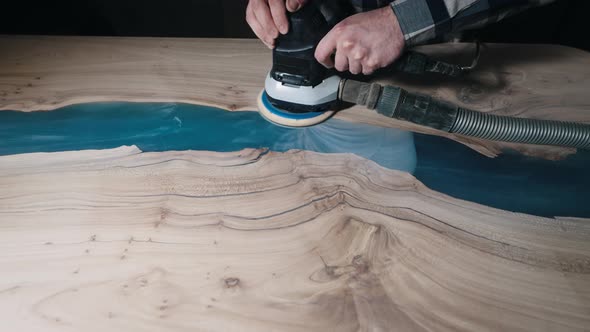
[{"xmin": 1, "ymin": 102, "xmax": 588, "ymax": 218}]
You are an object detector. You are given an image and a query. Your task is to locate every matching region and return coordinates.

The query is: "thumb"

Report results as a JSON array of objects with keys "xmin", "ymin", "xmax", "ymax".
[{"xmin": 286, "ymin": 0, "xmax": 308, "ymax": 12}]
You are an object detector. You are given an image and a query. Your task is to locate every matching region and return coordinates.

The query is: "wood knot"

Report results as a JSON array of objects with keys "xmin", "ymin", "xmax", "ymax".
[
  {"xmin": 224, "ymin": 277, "xmax": 240, "ymax": 288},
  {"xmin": 352, "ymin": 255, "xmax": 369, "ymax": 275}
]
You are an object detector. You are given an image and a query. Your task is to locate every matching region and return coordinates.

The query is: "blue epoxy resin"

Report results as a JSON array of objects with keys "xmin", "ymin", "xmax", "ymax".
[
  {"xmin": 413, "ymin": 134, "xmax": 590, "ymax": 218},
  {"xmin": 1, "ymin": 102, "xmax": 588, "ymax": 218},
  {"xmin": 0, "ymin": 102, "xmax": 417, "ymax": 173}
]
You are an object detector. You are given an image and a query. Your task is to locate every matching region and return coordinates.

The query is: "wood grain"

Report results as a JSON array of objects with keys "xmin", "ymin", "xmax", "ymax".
[
  {"xmin": 1, "ymin": 36, "xmax": 589, "ymax": 158},
  {"xmin": 0, "ymin": 147, "xmax": 589, "ymax": 331}
]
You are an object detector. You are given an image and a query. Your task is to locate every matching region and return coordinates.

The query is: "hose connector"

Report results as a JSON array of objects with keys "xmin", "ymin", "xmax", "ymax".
[{"xmin": 339, "ymin": 79, "xmax": 382, "ymax": 109}]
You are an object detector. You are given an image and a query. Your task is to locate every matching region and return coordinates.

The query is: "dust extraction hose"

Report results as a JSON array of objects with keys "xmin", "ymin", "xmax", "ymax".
[{"xmin": 339, "ymin": 79, "xmax": 590, "ymax": 149}]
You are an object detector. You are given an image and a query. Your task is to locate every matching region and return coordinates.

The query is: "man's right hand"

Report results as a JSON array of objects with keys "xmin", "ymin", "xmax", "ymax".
[{"xmin": 246, "ymin": 0, "xmax": 308, "ymax": 48}]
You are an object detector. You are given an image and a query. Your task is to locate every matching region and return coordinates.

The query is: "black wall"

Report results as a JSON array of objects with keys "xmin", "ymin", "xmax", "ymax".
[{"xmin": 1, "ymin": 0, "xmax": 587, "ymax": 51}]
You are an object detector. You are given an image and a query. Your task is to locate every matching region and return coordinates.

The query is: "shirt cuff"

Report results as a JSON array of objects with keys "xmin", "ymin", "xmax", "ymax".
[{"xmin": 390, "ymin": 0, "xmax": 439, "ymax": 47}]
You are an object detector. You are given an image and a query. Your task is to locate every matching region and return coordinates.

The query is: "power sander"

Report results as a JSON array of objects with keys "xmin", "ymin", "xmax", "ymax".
[
  {"xmin": 257, "ymin": 0, "xmax": 350, "ymax": 127},
  {"xmin": 257, "ymin": 0, "xmax": 590, "ymax": 149}
]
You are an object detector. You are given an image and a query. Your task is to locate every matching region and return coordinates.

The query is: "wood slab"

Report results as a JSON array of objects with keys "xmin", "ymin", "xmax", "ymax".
[
  {"xmin": 1, "ymin": 147, "xmax": 589, "ymax": 331},
  {"xmin": 1, "ymin": 36, "xmax": 589, "ymax": 158}
]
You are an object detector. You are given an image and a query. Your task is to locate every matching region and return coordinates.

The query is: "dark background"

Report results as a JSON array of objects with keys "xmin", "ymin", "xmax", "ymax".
[{"xmin": 0, "ymin": 0, "xmax": 588, "ymax": 51}]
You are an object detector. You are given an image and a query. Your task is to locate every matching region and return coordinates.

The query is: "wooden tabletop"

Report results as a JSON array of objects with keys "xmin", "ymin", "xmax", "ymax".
[{"xmin": 1, "ymin": 36, "xmax": 590, "ymax": 331}]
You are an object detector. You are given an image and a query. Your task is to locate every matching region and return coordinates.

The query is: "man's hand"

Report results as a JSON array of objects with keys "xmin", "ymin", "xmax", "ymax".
[
  {"xmin": 315, "ymin": 6, "xmax": 405, "ymax": 75},
  {"xmin": 246, "ymin": 0, "xmax": 308, "ymax": 49}
]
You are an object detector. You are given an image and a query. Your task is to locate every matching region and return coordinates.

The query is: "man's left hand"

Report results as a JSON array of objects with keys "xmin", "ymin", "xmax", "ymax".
[{"xmin": 315, "ymin": 6, "xmax": 405, "ymax": 75}]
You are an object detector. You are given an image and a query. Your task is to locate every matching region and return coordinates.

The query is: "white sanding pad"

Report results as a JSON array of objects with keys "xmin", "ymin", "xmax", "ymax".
[{"xmin": 256, "ymin": 90, "xmax": 334, "ymax": 128}]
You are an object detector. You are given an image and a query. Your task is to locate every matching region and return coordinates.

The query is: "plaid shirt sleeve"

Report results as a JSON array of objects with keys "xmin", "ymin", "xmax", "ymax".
[{"xmin": 388, "ymin": 0, "xmax": 556, "ymax": 46}]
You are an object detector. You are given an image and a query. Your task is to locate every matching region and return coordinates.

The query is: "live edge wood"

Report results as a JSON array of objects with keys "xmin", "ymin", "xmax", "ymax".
[
  {"xmin": 0, "ymin": 147, "xmax": 589, "ymax": 331},
  {"xmin": 1, "ymin": 36, "xmax": 589, "ymax": 159}
]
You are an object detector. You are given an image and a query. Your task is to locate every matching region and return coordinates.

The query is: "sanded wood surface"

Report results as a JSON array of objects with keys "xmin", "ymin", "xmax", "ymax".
[
  {"xmin": 0, "ymin": 147, "xmax": 589, "ymax": 331},
  {"xmin": 1, "ymin": 36, "xmax": 589, "ymax": 158}
]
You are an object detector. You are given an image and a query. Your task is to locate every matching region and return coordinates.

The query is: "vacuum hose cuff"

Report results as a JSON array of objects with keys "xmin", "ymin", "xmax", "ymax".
[{"xmin": 339, "ymin": 79, "xmax": 590, "ymax": 149}]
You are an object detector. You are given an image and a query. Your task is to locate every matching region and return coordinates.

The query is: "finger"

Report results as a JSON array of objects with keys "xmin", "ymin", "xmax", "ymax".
[
  {"xmin": 348, "ymin": 55, "xmax": 362, "ymax": 75},
  {"xmin": 362, "ymin": 59, "xmax": 378, "ymax": 75},
  {"xmin": 247, "ymin": 6, "xmax": 274, "ymax": 48},
  {"xmin": 286, "ymin": 0, "xmax": 308, "ymax": 12},
  {"xmin": 268, "ymin": 0, "xmax": 288, "ymax": 34},
  {"xmin": 315, "ymin": 31, "xmax": 338, "ymax": 68},
  {"xmin": 252, "ymin": 1, "xmax": 280, "ymax": 40},
  {"xmin": 362, "ymin": 65, "xmax": 375, "ymax": 75},
  {"xmin": 348, "ymin": 46, "xmax": 366, "ymax": 75},
  {"xmin": 334, "ymin": 50, "xmax": 349, "ymax": 72}
]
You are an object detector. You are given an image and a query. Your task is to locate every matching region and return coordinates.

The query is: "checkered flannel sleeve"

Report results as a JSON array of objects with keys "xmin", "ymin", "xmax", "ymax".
[{"xmin": 389, "ymin": 0, "xmax": 556, "ymax": 46}]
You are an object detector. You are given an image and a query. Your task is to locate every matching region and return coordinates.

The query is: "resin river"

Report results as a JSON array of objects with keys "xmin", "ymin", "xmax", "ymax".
[{"xmin": 1, "ymin": 102, "xmax": 588, "ymax": 218}]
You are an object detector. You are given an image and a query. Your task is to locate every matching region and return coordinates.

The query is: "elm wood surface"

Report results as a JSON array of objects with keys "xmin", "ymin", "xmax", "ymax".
[
  {"xmin": 1, "ymin": 36, "xmax": 589, "ymax": 158},
  {"xmin": 0, "ymin": 146, "xmax": 589, "ymax": 331}
]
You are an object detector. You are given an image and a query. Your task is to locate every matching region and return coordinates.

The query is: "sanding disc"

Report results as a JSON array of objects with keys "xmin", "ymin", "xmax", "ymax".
[{"xmin": 256, "ymin": 90, "xmax": 334, "ymax": 128}]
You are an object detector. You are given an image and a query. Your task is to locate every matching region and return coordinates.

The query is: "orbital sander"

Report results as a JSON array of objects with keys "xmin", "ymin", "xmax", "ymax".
[
  {"xmin": 257, "ymin": 0, "xmax": 349, "ymax": 127},
  {"xmin": 257, "ymin": 0, "xmax": 590, "ymax": 148}
]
